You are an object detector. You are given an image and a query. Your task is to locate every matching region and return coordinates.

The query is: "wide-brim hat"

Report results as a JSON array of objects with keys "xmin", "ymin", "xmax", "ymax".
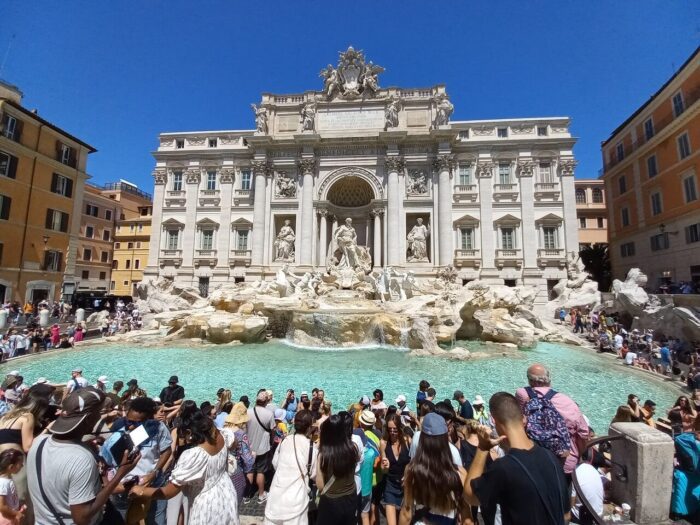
[
  {"xmin": 359, "ymin": 410, "xmax": 376, "ymax": 426},
  {"xmin": 51, "ymin": 387, "xmax": 105, "ymax": 436},
  {"xmin": 225, "ymin": 402, "xmax": 250, "ymax": 426},
  {"xmin": 473, "ymin": 395, "xmax": 485, "ymax": 406}
]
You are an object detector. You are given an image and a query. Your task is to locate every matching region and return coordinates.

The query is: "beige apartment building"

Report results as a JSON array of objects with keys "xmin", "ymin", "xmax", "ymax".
[
  {"xmin": 575, "ymin": 179, "xmax": 608, "ymax": 250},
  {"xmin": 112, "ymin": 204, "xmax": 152, "ymax": 296}
]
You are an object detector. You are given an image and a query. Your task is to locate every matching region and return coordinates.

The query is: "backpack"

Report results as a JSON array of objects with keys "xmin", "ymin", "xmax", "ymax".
[{"xmin": 524, "ymin": 387, "xmax": 571, "ymax": 457}]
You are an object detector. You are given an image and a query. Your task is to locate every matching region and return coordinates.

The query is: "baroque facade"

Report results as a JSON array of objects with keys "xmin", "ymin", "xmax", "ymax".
[{"xmin": 145, "ymin": 47, "xmax": 579, "ymax": 303}]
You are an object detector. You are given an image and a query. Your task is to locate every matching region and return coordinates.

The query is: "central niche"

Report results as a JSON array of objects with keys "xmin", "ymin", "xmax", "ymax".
[{"xmin": 327, "ymin": 176, "xmax": 374, "ymax": 207}]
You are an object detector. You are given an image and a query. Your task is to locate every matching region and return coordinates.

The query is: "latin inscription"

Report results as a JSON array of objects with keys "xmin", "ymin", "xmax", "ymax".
[{"xmin": 317, "ymin": 108, "xmax": 384, "ymax": 131}]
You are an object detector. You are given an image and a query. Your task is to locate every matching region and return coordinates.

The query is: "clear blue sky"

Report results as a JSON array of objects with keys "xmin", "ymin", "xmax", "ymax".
[{"xmin": 1, "ymin": 1, "xmax": 698, "ymax": 191}]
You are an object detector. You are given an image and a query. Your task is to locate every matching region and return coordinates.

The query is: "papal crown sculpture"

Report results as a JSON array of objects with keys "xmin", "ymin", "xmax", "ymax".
[{"xmin": 319, "ymin": 46, "xmax": 385, "ymax": 100}]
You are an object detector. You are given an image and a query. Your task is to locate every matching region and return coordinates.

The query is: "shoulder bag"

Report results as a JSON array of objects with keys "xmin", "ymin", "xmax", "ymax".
[
  {"xmin": 253, "ymin": 406, "xmax": 275, "ymax": 447},
  {"xmin": 507, "ymin": 452, "xmax": 565, "ymax": 525}
]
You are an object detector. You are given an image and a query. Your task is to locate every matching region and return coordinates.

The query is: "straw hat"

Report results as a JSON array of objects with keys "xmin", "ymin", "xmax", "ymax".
[{"xmin": 225, "ymin": 402, "xmax": 250, "ymax": 426}]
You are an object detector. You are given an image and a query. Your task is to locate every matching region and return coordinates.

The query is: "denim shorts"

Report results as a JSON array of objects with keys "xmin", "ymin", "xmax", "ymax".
[{"xmin": 382, "ymin": 478, "xmax": 403, "ymax": 507}]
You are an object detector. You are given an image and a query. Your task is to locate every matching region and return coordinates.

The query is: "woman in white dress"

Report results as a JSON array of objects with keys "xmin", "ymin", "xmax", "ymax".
[
  {"xmin": 131, "ymin": 412, "xmax": 239, "ymax": 525},
  {"xmin": 264, "ymin": 410, "xmax": 317, "ymax": 525}
]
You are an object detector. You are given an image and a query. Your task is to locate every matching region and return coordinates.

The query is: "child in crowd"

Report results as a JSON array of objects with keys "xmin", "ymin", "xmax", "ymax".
[{"xmin": 0, "ymin": 449, "xmax": 25, "ymax": 525}]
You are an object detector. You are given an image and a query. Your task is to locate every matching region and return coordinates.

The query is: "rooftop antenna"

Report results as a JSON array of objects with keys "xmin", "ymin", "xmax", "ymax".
[{"xmin": 0, "ymin": 34, "xmax": 16, "ymax": 79}]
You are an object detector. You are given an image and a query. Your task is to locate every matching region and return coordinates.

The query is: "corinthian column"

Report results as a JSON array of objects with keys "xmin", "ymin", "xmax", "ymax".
[
  {"xmin": 298, "ymin": 158, "xmax": 316, "ymax": 266},
  {"xmin": 318, "ymin": 209, "xmax": 328, "ymax": 266},
  {"xmin": 385, "ymin": 156, "xmax": 404, "ymax": 266},
  {"xmin": 434, "ymin": 154, "xmax": 455, "ymax": 266},
  {"xmin": 251, "ymin": 160, "xmax": 269, "ymax": 265},
  {"xmin": 371, "ymin": 208, "xmax": 383, "ymax": 268},
  {"xmin": 145, "ymin": 170, "xmax": 167, "ymax": 274}
]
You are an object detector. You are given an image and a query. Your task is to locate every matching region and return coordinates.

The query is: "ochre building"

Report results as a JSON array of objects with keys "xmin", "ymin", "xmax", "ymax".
[
  {"xmin": 112, "ymin": 203, "xmax": 152, "ymax": 296},
  {"xmin": 575, "ymin": 179, "xmax": 608, "ymax": 250}
]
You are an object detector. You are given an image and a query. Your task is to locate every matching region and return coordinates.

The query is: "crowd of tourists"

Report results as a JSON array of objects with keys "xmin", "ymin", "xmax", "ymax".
[{"xmin": 0, "ymin": 362, "xmax": 696, "ymax": 525}]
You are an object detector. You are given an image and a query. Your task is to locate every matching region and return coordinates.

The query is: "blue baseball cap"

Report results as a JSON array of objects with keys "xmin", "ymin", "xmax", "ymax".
[{"xmin": 422, "ymin": 413, "xmax": 448, "ymax": 436}]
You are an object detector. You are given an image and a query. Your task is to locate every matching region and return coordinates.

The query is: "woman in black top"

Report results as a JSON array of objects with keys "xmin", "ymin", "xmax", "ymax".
[{"xmin": 380, "ymin": 414, "xmax": 411, "ymax": 525}]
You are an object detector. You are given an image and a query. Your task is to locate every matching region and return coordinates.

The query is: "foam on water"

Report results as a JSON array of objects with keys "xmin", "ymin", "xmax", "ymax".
[{"xmin": 0, "ymin": 341, "xmax": 681, "ymax": 432}]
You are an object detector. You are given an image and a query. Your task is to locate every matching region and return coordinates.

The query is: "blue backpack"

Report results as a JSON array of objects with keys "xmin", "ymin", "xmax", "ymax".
[{"xmin": 524, "ymin": 387, "xmax": 571, "ymax": 457}]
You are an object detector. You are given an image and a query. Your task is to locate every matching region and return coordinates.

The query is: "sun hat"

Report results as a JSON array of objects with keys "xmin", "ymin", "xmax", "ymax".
[
  {"xmin": 51, "ymin": 387, "xmax": 105, "ymax": 436},
  {"xmin": 97, "ymin": 375, "xmax": 108, "ymax": 383},
  {"xmin": 300, "ymin": 391, "xmax": 309, "ymax": 397},
  {"xmin": 452, "ymin": 390, "xmax": 464, "ymax": 401},
  {"xmin": 360, "ymin": 395, "xmax": 371, "ymax": 406},
  {"xmin": 422, "ymin": 413, "xmax": 448, "ymax": 436},
  {"xmin": 359, "ymin": 410, "xmax": 376, "ymax": 426},
  {"xmin": 225, "ymin": 402, "xmax": 250, "ymax": 426},
  {"xmin": 34, "ymin": 378, "xmax": 48, "ymax": 385},
  {"xmin": 274, "ymin": 408, "xmax": 286, "ymax": 421},
  {"xmin": 7, "ymin": 371, "xmax": 19, "ymax": 377},
  {"xmin": 395, "ymin": 394, "xmax": 407, "ymax": 404},
  {"xmin": 473, "ymin": 395, "xmax": 485, "ymax": 406}
]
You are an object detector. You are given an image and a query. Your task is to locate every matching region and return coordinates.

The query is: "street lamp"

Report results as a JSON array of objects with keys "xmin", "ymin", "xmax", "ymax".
[{"xmin": 42, "ymin": 235, "xmax": 49, "ymax": 270}]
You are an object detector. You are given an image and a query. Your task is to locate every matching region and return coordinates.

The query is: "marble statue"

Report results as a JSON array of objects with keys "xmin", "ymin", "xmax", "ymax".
[
  {"xmin": 406, "ymin": 170, "xmax": 428, "ymax": 195},
  {"xmin": 300, "ymin": 101, "xmax": 316, "ymax": 131},
  {"xmin": 319, "ymin": 64, "xmax": 341, "ymax": 99},
  {"xmin": 434, "ymin": 94, "xmax": 454, "ymax": 127},
  {"xmin": 319, "ymin": 47, "xmax": 384, "ymax": 100},
  {"xmin": 385, "ymin": 96, "xmax": 400, "ymax": 129},
  {"xmin": 327, "ymin": 218, "xmax": 372, "ymax": 273},
  {"xmin": 251, "ymin": 104, "xmax": 268, "ymax": 134},
  {"xmin": 407, "ymin": 218, "xmax": 430, "ymax": 262},
  {"xmin": 275, "ymin": 171, "xmax": 297, "ymax": 198},
  {"xmin": 274, "ymin": 219, "xmax": 296, "ymax": 261}
]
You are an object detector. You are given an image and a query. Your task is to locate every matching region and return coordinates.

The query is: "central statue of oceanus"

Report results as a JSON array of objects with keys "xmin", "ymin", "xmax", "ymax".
[{"xmin": 327, "ymin": 218, "xmax": 372, "ymax": 273}]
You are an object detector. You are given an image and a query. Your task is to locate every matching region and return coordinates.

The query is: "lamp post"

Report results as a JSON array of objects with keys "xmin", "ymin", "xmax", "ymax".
[{"xmin": 42, "ymin": 235, "xmax": 49, "ymax": 270}]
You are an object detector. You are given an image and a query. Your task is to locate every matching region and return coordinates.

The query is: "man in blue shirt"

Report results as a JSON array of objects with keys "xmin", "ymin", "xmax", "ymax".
[
  {"xmin": 659, "ymin": 344, "xmax": 672, "ymax": 374},
  {"xmin": 453, "ymin": 390, "xmax": 474, "ymax": 421}
]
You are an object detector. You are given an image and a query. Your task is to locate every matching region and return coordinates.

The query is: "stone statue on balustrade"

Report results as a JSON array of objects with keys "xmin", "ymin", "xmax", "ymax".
[
  {"xmin": 384, "ymin": 96, "xmax": 401, "ymax": 130},
  {"xmin": 407, "ymin": 218, "xmax": 430, "ymax": 262},
  {"xmin": 300, "ymin": 101, "xmax": 316, "ymax": 131},
  {"xmin": 406, "ymin": 170, "xmax": 428, "ymax": 195},
  {"xmin": 327, "ymin": 218, "xmax": 372, "ymax": 274},
  {"xmin": 251, "ymin": 104, "xmax": 268, "ymax": 134},
  {"xmin": 433, "ymin": 94, "xmax": 454, "ymax": 127},
  {"xmin": 275, "ymin": 171, "xmax": 297, "ymax": 198},
  {"xmin": 274, "ymin": 220, "xmax": 296, "ymax": 262}
]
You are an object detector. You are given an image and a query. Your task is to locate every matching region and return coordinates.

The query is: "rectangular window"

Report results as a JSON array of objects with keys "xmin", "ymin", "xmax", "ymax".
[
  {"xmin": 0, "ymin": 194, "xmax": 10, "ymax": 220},
  {"xmin": 114, "ymin": 242, "xmax": 121, "ymax": 249},
  {"xmin": 616, "ymin": 142, "xmax": 624, "ymax": 161},
  {"xmin": 501, "ymin": 227, "xmax": 515, "ymax": 250},
  {"xmin": 81, "ymin": 270, "xmax": 89, "ymax": 280},
  {"xmin": 597, "ymin": 217, "xmax": 604, "ymax": 229},
  {"xmin": 172, "ymin": 171, "xmax": 183, "ymax": 191},
  {"xmin": 125, "ymin": 260, "xmax": 131, "ymax": 269},
  {"xmin": 83, "ymin": 248, "xmax": 92, "ymax": 261},
  {"xmin": 537, "ymin": 126, "xmax": 547, "ymax": 136},
  {"xmin": 1, "ymin": 114, "xmax": 19, "ymax": 141},
  {"xmin": 618, "ymin": 176, "xmax": 627, "ymax": 194},
  {"xmin": 127, "ymin": 242, "xmax": 134, "ymax": 249},
  {"xmin": 241, "ymin": 170, "xmax": 252, "ymax": 190},
  {"xmin": 621, "ymin": 207, "xmax": 629, "ymax": 227},
  {"xmin": 539, "ymin": 163, "xmax": 553, "ymax": 183},
  {"xmin": 130, "ymin": 224, "xmax": 135, "ymax": 232},
  {"xmin": 105, "ymin": 209, "xmax": 112, "ymax": 221},
  {"xmin": 85, "ymin": 225, "xmax": 94, "ymax": 238},
  {"xmin": 206, "ymin": 171, "xmax": 216, "ymax": 190},
  {"xmin": 650, "ymin": 192, "xmax": 663, "ymax": 216},
  {"xmin": 167, "ymin": 230, "xmax": 179, "ymax": 250},
  {"xmin": 85, "ymin": 204, "xmax": 98, "ymax": 217},
  {"xmin": 112, "ymin": 260, "xmax": 118, "ymax": 269},
  {"xmin": 123, "ymin": 280, "xmax": 129, "ymax": 286},
  {"xmin": 643, "ymin": 118, "xmax": 654, "ymax": 141},
  {"xmin": 201, "ymin": 230, "xmax": 214, "ymax": 250},
  {"xmin": 497, "ymin": 127, "xmax": 508, "ymax": 138},
  {"xmin": 136, "ymin": 241, "xmax": 141, "ymax": 248},
  {"xmin": 650, "ymin": 233, "xmax": 669, "ymax": 252},
  {"xmin": 176, "ymin": 139, "xmax": 184, "ymax": 149},
  {"xmin": 575, "ymin": 189, "xmax": 587, "ymax": 203},
  {"xmin": 458, "ymin": 130, "xmax": 469, "ymax": 139},
  {"xmin": 59, "ymin": 143, "xmax": 74, "ymax": 166},
  {"xmin": 208, "ymin": 138, "xmax": 217, "ymax": 148},
  {"xmin": 44, "ymin": 250, "xmax": 62, "ymax": 271},
  {"xmin": 458, "ymin": 165, "xmax": 472, "ymax": 185},
  {"xmin": 677, "ymin": 133, "xmax": 691, "ymax": 160},
  {"xmin": 543, "ymin": 227, "xmax": 557, "ymax": 249},
  {"xmin": 102, "ymin": 230, "xmax": 110, "ymax": 241},
  {"xmin": 110, "ymin": 281, "xmax": 115, "ymax": 291},
  {"xmin": 134, "ymin": 259, "xmax": 140, "ymax": 269},
  {"xmin": 579, "ymin": 217, "xmax": 586, "ymax": 229},
  {"xmin": 498, "ymin": 163, "xmax": 511, "ymax": 185},
  {"xmin": 686, "ymin": 223, "xmax": 700, "ymax": 244},
  {"xmin": 0, "ymin": 152, "xmax": 18, "ymax": 179},
  {"xmin": 50, "ymin": 173, "xmax": 73, "ymax": 197},
  {"xmin": 592, "ymin": 188, "xmax": 603, "ymax": 203},
  {"xmin": 99, "ymin": 271, "xmax": 106, "ymax": 280},
  {"xmin": 45, "ymin": 209, "xmax": 69, "ymax": 232},
  {"xmin": 460, "ymin": 228, "xmax": 474, "ymax": 250},
  {"xmin": 237, "ymin": 230, "xmax": 249, "ymax": 251},
  {"xmin": 647, "ymin": 155, "xmax": 658, "ymax": 178},
  {"xmin": 620, "ymin": 242, "xmax": 635, "ymax": 257},
  {"xmin": 138, "ymin": 224, "xmax": 143, "ymax": 232},
  {"xmin": 672, "ymin": 91, "xmax": 684, "ymax": 117},
  {"xmin": 684, "ymin": 175, "xmax": 698, "ymax": 203},
  {"xmin": 100, "ymin": 251, "xmax": 108, "ymax": 263}
]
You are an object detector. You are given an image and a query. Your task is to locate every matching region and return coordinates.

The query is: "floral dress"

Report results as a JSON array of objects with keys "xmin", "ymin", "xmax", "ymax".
[{"xmin": 170, "ymin": 429, "xmax": 239, "ymax": 525}]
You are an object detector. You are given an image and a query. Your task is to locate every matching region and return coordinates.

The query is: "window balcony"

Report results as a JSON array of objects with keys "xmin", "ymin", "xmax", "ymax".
[
  {"xmin": 453, "ymin": 185, "xmax": 478, "ymax": 202},
  {"xmin": 159, "ymin": 249, "xmax": 183, "ymax": 268},
  {"xmin": 495, "ymin": 249, "xmax": 522, "ymax": 269},
  {"xmin": 493, "ymin": 184, "xmax": 519, "ymax": 201},
  {"xmin": 229, "ymin": 249, "xmax": 252, "ymax": 267},
  {"xmin": 537, "ymin": 248, "xmax": 567, "ymax": 268},
  {"xmin": 453, "ymin": 249, "xmax": 481, "ymax": 268},
  {"xmin": 198, "ymin": 189, "xmax": 221, "ymax": 207},
  {"xmin": 234, "ymin": 189, "xmax": 252, "ymax": 205},
  {"xmin": 165, "ymin": 191, "xmax": 187, "ymax": 208},
  {"xmin": 534, "ymin": 182, "xmax": 561, "ymax": 201},
  {"xmin": 194, "ymin": 249, "xmax": 218, "ymax": 268}
]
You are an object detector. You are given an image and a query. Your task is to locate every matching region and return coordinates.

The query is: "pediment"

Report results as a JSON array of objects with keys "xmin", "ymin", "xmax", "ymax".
[
  {"xmin": 161, "ymin": 218, "xmax": 185, "ymax": 227},
  {"xmin": 535, "ymin": 213, "xmax": 563, "ymax": 224},
  {"xmin": 196, "ymin": 218, "xmax": 220, "ymax": 228},
  {"xmin": 493, "ymin": 214, "xmax": 521, "ymax": 225},
  {"xmin": 453, "ymin": 214, "xmax": 480, "ymax": 226},
  {"xmin": 231, "ymin": 217, "xmax": 253, "ymax": 227}
]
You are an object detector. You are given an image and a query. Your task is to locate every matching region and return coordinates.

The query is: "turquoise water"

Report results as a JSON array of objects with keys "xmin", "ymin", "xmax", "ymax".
[{"xmin": 0, "ymin": 341, "xmax": 680, "ymax": 432}]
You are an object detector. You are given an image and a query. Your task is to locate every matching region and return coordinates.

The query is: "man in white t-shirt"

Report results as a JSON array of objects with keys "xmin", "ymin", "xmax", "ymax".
[
  {"xmin": 570, "ymin": 451, "xmax": 604, "ymax": 523},
  {"xmin": 64, "ymin": 369, "xmax": 89, "ymax": 398},
  {"xmin": 613, "ymin": 333, "xmax": 624, "ymax": 354},
  {"xmin": 624, "ymin": 351, "xmax": 638, "ymax": 366}
]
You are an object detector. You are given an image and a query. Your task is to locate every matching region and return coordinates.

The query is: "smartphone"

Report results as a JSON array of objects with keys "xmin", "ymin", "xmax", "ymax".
[{"xmin": 109, "ymin": 433, "xmax": 133, "ymax": 465}]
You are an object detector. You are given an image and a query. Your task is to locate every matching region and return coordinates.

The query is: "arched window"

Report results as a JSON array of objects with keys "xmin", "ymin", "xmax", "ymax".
[
  {"xmin": 575, "ymin": 188, "xmax": 587, "ymax": 204},
  {"xmin": 592, "ymin": 188, "xmax": 603, "ymax": 203}
]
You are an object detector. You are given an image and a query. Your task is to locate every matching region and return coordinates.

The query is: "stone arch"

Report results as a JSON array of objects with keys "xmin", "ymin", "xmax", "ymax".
[{"xmin": 317, "ymin": 166, "xmax": 383, "ymax": 202}]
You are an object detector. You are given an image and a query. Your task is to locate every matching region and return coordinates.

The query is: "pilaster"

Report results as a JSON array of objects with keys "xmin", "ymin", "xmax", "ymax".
[
  {"xmin": 251, "ymin": 160, "xmax": 269, "ymax": 266},
  {"xmin": 517, "ymin": 159, "xmax": 538, "ymax": 268},
  {"xmin": 434, "ymin": 153, "xmax": 455, "ymax": 266},
  {"xmin": 477, "ymin": 161, "xmax": 496, "ymax": 271},
  {"xmin": 145, "ymin": 170, "xmax": 167, "ymax": 274},
  {"xmin": 385, "ymin": 156, "xmax": 404, "ymax": 266},
  {"xmin": 182, "ymin": 169, "xmax": 200, "ymax": 268},
  {"xmin": 298, "ymin": 157, "xmax": 316, "ymax": 266},
  {"xmin": 559, "ymin": 158, "xmax": 579, "ymax": 256}
]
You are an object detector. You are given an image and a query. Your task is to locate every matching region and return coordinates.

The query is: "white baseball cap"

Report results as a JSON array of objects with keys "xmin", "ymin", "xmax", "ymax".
[
  {"xmin": 97, "ymin": 375, "xmax": 108, "ymax": 383},
  {"xmin": 34, "ymin": 378, "xmax": 48, "ymax": 385},
  {"xmin": 8, "ymin": 371, "xmax": 19, "ymax": 377},
  {"xmin": 395, "ymin": 394, "xmax": 407, "ymax": 404}
]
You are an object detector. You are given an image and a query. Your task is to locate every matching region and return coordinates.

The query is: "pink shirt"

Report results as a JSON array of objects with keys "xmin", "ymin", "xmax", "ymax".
[{"xmin": 516, "ymin": 386, "xmax": 590, "ymax": 474}]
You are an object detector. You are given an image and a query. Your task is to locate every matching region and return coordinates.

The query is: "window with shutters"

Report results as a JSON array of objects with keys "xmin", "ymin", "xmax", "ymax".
[
  {"xmin": 650, "ymin": 233, "xmax": 669, "ymax": 251},
  {"xmin": 0, "ymin": 194, "xmax": 10, "ymax": 220},
  {"xmin": 616, "ymin": 142, "xmax": 624, "ymax": 161},
  {"xmin": 51, "ymin": 173, "xmax": 73, "ymax": 197},
  {"xmin": 460, "ymin": 228, "xmax": 474, "ymax": 250},
  {"xmin": 621, "ymin": 207, "xmax": 630, "ymax": 227},
  {"xmin": 643, "ymin": 118, "xmax": 654, "ymax": 140},
  {"xmin": 1, "ymin": 114, "xmax": 21, "ymax": 142},
  {"xmin": 100, "ymin": 251, "xmax": 109, "ymax": 263},
  {"xmin": 650, "ymin": 192, "xmax": 663, "ymax": 216},
  {"xmin": 85, "ymin": 226, "xmax": 94, "ymax": 239},
  {"xmin": 45, "ymin": 209, "xmax": 69, "ymax": 232},
  {"xmin": 618, "ymin": 176, "xmax": 627, "ymax": 194},
  {"xmin": 686, "ymin": 223, "xmax": 700, "ymax": 244},
  {"xmin": 0, "ymin": 151, "xmax": 17, "ymax": 179},
  {"xmin": 83, "ymin": 248, "xmax": 92, "ymax": 261},
  {"xmin": 105, "ymin": 210, "xmax": 112, "ymax": 221},
  {"xmin": 646, "ymin": 155, "xmax": 658, "ymax": 178},
  {"xmin": 59, "ymin": 143, "xmax": 74, "ymax": 166},
  {"xmin": 677, "ymin": 133, "xmax": 691, "ymax": 160},
  {"xmin": 672, "ymin": 91, "xmax": 684, "ymax": 117},
  {"xmin": 125, "ymin": 260, "xmax": 131, "ymax": 269},
  {"xmin": 683, "ymin": 174, "xmax": 698, "ymax": 203},
  {"xmin": 620, "ymin": 242, "xmax": 635, "ymax": 257},
  {"xmin": 134, "ymin": 259, "xmax": 140, "ymax": 269},
  {"xmin": 102, "ymin": 230, "xmax": 110, "ymax": 241},
  {"xmin": 85, "ymin": 204, "xmax": 98, "ymax": 217},
  {"xmin": 44, "ymin": 250, "xmax": 62, "ymax": 271}
]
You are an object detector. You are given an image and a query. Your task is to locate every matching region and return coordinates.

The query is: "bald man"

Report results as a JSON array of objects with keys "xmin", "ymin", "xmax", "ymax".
[{"xmin": 515, "ymin": 363, "xmax": 590, "ymax": 479}]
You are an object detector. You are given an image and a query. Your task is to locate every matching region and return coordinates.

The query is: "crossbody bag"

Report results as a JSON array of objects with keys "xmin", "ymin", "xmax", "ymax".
[
  {"xmin": 253, "ymin": 406, "xmax": 275, "ymax": 447},
  {"xmin": 507, "ymin": 452, "xmax": 565, "ymax": 525}
]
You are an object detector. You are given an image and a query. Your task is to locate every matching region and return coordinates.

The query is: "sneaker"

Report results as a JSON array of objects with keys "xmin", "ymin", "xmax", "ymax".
[
  {"xmin": 257, "ymin": 492, "xmax": 268, "ymax": 504},
  {"xmin": 242, "ymin": 496, "xmax": 252, "ymax": 505}
]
